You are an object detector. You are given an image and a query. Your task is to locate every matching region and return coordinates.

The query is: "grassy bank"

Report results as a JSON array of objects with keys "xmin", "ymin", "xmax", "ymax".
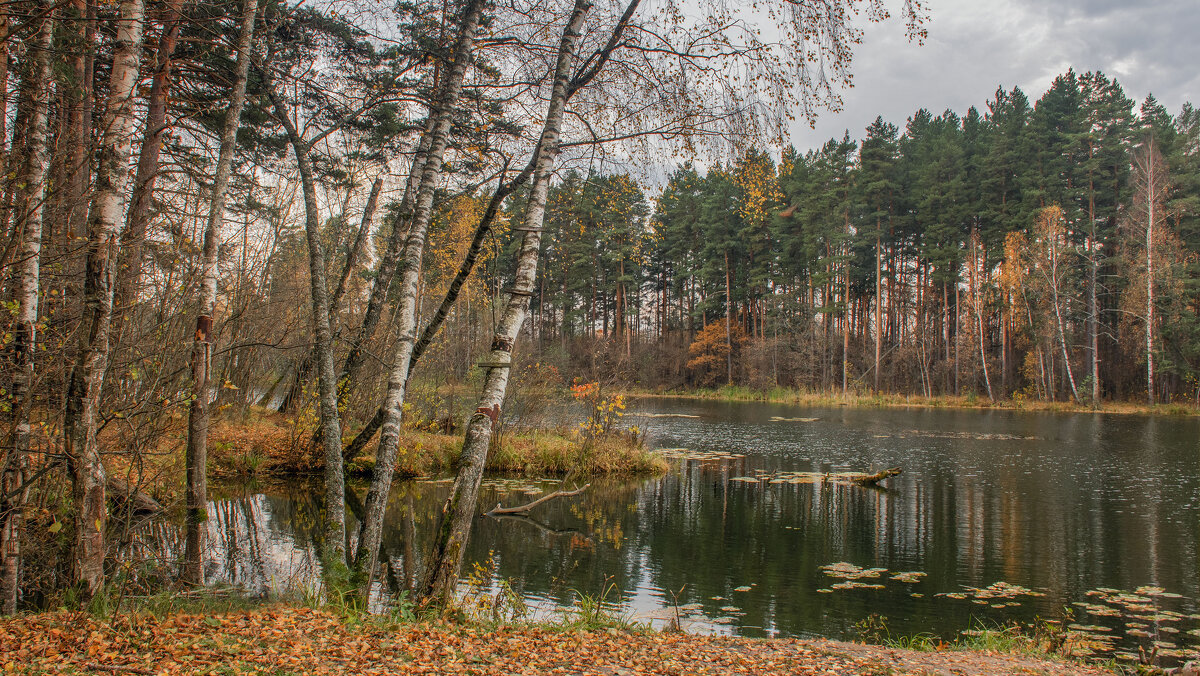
[
  {"xmin": 0, "ymin": 603, "xmax": 1113, "ymax": 675},
  {"xmin": 208, "ymin": 408, "xmax": 667, "ymax": 480},
  {"xmin": 625, "ymin": 384, "xmax": 1200, "ymax": 416}
]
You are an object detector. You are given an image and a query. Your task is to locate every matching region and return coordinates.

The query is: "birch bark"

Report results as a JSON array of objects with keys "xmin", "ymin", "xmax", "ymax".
[
  {"xmin": 1, "ymin": 4, "xmax": 52, "ymax": 614},
  {"xmin": 266, "ymin": 82, "xmax": 350, "ymax": 568},
  {"xmin": 419, "ymin": 0, "xmax": 596, "ymax": 609},
  {"xmin": 63, "ymin": 0, "xmax": 146, "ymax": 598},
  {"xmin": 183, "ymin": 0, "xmax": 259, "ymax": 586},
  {"xmin": 115, "ymin": 0, "xmax": 186, "ymax": 318},
  {"xmin": 351, "ymin": 0, "xmax": 485, "ymax": 598},
  {"xmin": 331, "ymin": 177, "xmax": 383, "ymax": 313}
]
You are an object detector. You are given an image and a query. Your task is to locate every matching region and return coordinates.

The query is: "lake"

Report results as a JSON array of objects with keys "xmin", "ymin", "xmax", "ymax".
[{"xmin": 183, "ymin": 398, "xmax": 1200, "ymax": 662}]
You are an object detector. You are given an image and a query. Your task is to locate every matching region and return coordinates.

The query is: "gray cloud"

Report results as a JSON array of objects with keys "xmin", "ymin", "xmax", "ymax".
[{"xmin": 789, "ymin": 0, "xmax": 1200, "ymax": 150}]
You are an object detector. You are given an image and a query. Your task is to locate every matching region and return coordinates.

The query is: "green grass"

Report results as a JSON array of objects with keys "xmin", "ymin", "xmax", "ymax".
[{"xmin": 555, "ymin": 582, "xmax": 648, "ymax": 632}]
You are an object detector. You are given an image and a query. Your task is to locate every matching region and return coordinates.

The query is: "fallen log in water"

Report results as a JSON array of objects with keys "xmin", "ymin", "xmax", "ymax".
[
  {"xmin": 847, "ymin": 468, "xmax": 902, "ymax": 486},
  {"xmin": 107, "ymin": 477, "xmax": 164, "ymax": 514},
  {"xmin": 486, "ymin": 484, "xmax": 590, "ymax": 516}
]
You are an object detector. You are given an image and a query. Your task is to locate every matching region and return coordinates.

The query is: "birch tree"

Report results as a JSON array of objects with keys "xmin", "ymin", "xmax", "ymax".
[
  {"xmin": 351, "ymin": 0, "xmax": 486, "ymax": 598},
  {"xmin": 63, "ymin": 0, "xmax": 146, "ymax": 598},
  {"xmin": 183, "ymin": 0, "xmax": 259, "ymax": 586},
  {"xmin": 1129, "ymin": 136, "xmax": 1171, "ymax": 404},
  {"xmin": 420, "ymin": 0, "xmax": 599, "ymax": 609},
  {"xmin": 1, "ymin": 1, "xmax": 52, "ymax": 614},
  {"xmin": 1031, "ymin": 206, "xmax": 1081, "ymax": 403},
  {"xmin": 115, "ymin": 0, "xmax": 188, "ymax": 319}
]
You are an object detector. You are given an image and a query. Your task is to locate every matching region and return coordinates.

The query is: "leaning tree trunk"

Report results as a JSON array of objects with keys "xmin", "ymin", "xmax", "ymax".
[
  {"xmin": 419, "ymin": 0, "xmax": 594, "ymax": 609},
  {"xmin": 1046, "ymin": 228, "xmax": 1080, "ymax": 404},
  {"xmin": 331, "ymin": 118, "xmax": 436, "ymax": 415},
  {"xmin": 1, "ymin": 5, "xmax": 52, "ymax": 614},
  {"xmin": 351, "ymin": 0, "xmax": 485, "ymax": 600},
  {"xmin": 330, "ymin": 176, "xmax": 383, "ymax": 313},
  {"xmin": 970, "ymin": 229, "xmax": 994, "ymax": 402},
  {"xmin": 63, "ymin": 0, "xmax": 146, "ymax": 599},
  {"xmin": 267, "ymin": 86, "xmax": 349, "ymax": 569},
  {"xmin": 281, "ymin": 121, "xmax": 432, "ymax": 417},
  {"xmin": 300, "ymin": 176, "xmax": 384, "ymax": 453},
  {"xmin": 183, "ymin": 0, "xmax": 258, "ymax": 587}
]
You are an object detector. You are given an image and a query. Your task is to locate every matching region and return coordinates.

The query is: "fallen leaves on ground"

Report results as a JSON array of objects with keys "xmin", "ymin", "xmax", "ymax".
[{"xmin": 0, "ymin": 607, "xmax": 1111, "ymax": 675}]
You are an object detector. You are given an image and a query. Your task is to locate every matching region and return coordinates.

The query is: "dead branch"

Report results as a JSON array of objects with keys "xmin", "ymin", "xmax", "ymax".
[
  {"xmin": 486, "ymin": 484, "xmax": 590, "ymax": 516},
  {"xmin": 487, "ymin": 512, "xmax": 588, "ymax": 538}
]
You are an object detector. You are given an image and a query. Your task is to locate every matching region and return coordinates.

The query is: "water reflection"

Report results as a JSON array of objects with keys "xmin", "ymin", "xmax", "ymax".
[{"xmin": 150, "ymin": 399, "xmax": 1200, "ymax": 659}]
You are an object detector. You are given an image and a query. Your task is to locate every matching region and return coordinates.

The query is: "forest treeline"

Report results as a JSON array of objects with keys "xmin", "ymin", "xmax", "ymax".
[
  {"xmin": 505, "ymin": 71, "xmax": 1200, "ymax": 405},
  {"xmin": 0, "ymin": 0, "xmax": 930, "ymax": 614}
]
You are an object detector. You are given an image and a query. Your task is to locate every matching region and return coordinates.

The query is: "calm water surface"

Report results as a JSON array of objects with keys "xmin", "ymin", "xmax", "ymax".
[{"xmin": 190, "ymin": 399, "xmax": 1200, "ymax": 657}]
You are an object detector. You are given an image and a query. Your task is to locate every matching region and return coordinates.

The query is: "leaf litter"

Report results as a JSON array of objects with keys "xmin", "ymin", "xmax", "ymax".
[{"xmin": 0, "ymin": 608, "xmax": 1111, "ymax": 675}]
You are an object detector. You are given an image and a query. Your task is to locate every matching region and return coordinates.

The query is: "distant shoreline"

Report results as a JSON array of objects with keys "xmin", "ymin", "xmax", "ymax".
[{"xmin": 619, "ymin": 385, "xmax": 1200, "ymax": 417}]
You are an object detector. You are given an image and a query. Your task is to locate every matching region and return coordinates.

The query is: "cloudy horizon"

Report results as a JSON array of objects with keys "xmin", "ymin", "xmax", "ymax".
[{"xmin": 788, "ymin": 0, "xmax": 1198, "ymax": 151}]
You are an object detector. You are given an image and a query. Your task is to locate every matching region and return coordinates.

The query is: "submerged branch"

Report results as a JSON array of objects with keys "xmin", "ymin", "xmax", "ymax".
[
  {"xmin": 486, "ymin": 484, "xmax": 590, "ymax": 516},
  {"xmin": 848, "ymin": 468, "xmax": 902, "ymax": 487}
]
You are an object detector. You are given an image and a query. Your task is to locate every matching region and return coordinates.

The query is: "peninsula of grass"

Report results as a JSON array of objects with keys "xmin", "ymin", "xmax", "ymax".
[{"xmin": 208, "ymin": 408, "xmax": 667, "ymax": 480}]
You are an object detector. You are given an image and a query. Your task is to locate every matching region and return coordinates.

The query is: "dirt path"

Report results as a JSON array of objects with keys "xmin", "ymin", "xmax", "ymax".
[{"xmin": 0, "ymin": 608, "xmax": 1112, "ymax": 675}]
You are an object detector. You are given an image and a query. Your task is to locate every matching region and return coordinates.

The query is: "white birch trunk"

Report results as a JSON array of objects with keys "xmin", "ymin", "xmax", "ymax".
[
  {"xmin": 265, "ymin": 81, "xmax": 351, "ymax": 569},
  {"xmin": 183, "ymin": 0, "xmax": 258, "ymax": 586},
  {"xmin": 352, "ymin": 0, "xmax": 485, "ymax": 598},
  {"xmin": 63, "ymin": 0, "xmax": 146, "ymax": 598},
  {"xmin": 419, "ymin": 0, "xmax": 594, "ymax": 609},
  {"xmin": 874, "ymin": 235, "xmax": 881, "ymax": 393},
  {"xmin": 1047, "ymin": 223, "xmax": 1080, "ymax": 403},
  {"xmin": 1, "ymin": 5, "xmax": 52, "ymax": 614},
  {"xmin": 1146, "ymin": 138, "xmax": 1157, "ymax": 405},
  {"xmin": 971, "ymin": 229, "xmax": 994, "ymax": 402},
  {"xmin": 335, "ymin": 119, "xmax": 437, "ymax": 405},
  {"xmin": 330, "ymin": 176, "xmax": 383, "ymax": 314}
]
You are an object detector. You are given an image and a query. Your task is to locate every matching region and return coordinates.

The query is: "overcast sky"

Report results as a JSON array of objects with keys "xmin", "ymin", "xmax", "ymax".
[{"xmin": 789, "ymin": 0, "xmax": 1200, "ymax": 152}]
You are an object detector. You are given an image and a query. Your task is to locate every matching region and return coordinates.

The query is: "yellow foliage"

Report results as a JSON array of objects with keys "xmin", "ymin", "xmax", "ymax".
[{"xmin": 686, "ymin": 322, "xmax": 748, "ymax": 387}]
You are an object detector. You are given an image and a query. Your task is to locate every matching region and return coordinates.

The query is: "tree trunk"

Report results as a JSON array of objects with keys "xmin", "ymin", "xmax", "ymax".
[
  {"xmin": 63, "ymin": 0, "xmax": 146, "ymax": 599},
  {"xmin": 842, "ymin": 240, "xmax": 850, "ymax": 396},
  {"xmin": 1145, "ymin": 138, "xmax": 1157, "ymax": 406},
  {"xmin": 1046, "ymin": 220, "xmax": 1080, "ymax": 404},
  {"xmin": 352, "ymin": 0, "xmax": 484, "ymax": 600},
  {"xmin": 330, "ymin": 176, "xmax": 383, "ymax": 313},
  {"xmin": 268, "ymin": 84, "xmax": 349, "ymax": 569},
  {"xmin": 183, "ymin": 0, "xmax": 258, "ymax": 587},
  {"xmin": 724, "ymin": 250, "xmax": 732, "ymax": 385},
  {"xmin": 1, "ymin": 5, "xmax": 52, "ymax": 614},
  {"xmin": 334, "ymin": 119, "xmax": 437, "ymax": 409},
  {"xmin": 420, "ymin": 0, "xmax": 595, "ymax": 610},
  {"xmin": 971, "ymin": 229, "xmax": 994, "ymax": 402},
  {"xmin": 1087, "ymin": 176, "xmax": 1100, "ymax": 406},
  {"xmin": 874, "ymin": 234, "xmax": 881, "ymax": 393},
  {"xmin": 115, "ymin": 0, "xmax": 185, "ymax": 319}
]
